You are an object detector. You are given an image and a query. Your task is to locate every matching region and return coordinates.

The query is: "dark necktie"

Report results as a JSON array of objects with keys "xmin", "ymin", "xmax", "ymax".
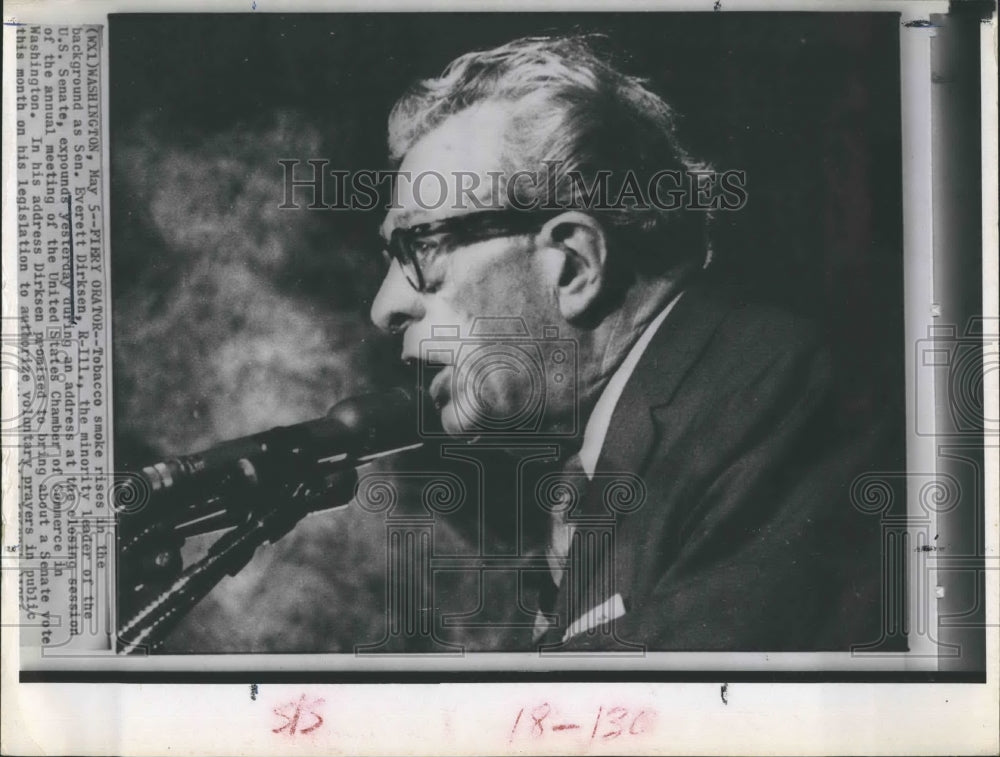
[{"xmin": 531, "ymin": 452, "xmax": 586, "ymax": 643}]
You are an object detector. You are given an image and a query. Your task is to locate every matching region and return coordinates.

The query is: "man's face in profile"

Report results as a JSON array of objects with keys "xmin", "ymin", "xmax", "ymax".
[{"xmin": 370, "ymin": 103, "xmax": 568, "ymax": 437}]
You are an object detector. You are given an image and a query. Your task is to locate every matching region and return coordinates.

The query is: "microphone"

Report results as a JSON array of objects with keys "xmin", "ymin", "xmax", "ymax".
[
  {"xmin": 135, "ymin": 386, "xmax": 422, "ymax": 503},
  {"xmin": 118, "ymin": 386, "xmax": 427, "ymax": 646}
]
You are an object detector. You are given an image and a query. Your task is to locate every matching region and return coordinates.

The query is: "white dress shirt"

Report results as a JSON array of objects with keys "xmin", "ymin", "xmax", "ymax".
[
  {"xmin": 537, "ymin": 292, "xmax": 684, "ymax": 642},
  {"xmin": 577, "ymin": 291, "xmax": 684, "ymax": 479}
]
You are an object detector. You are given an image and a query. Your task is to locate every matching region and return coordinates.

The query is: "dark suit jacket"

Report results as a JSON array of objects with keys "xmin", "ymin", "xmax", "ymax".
[{"xmin": 548, "ymin": 283, "xmax": 896, "ymax": 651}]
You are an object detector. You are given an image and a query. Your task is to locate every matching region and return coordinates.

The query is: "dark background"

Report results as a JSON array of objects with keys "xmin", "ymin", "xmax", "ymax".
[{"xmin": 109, "ymin": 13, "xmax": 905, "ymax": 652}]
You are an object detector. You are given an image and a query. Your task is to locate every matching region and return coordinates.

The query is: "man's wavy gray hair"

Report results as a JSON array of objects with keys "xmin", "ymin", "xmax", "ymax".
[{"xmin": 387, "ymin": 35, "xmax": 712, "ymax": 274}]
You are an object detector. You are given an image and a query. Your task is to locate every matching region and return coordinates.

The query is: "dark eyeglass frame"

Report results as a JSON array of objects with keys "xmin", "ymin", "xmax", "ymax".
[{"xmin": 381, "ymin": 209, "xmax": 562, "ymax": 292}]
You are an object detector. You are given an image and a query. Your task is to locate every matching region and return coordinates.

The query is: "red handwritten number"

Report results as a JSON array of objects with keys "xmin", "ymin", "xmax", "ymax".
[
  {"xmin": 515, "ymin": 703, "xmax": 654, "ymax": 742},
  {"xmin": 272, "ymin": 694, "xmax": 325, "ymax": 736},
  {"xmin": 509, "ymin": 708, "xmax": 524, "ymax": 743},
  {"xmin": 529, "ymin": 703, "xmax": 551, "ymax": 736},
  {"xmin": 630, "ymin": 709, "xmax": 652, "ymax": 735},
  {"xmin": 601, "ymin": 706, "xmax": 629, "ymax": 739},
  {"xmin": 591, "ymin": 705, "xmax": 603, "ymax": 740}
]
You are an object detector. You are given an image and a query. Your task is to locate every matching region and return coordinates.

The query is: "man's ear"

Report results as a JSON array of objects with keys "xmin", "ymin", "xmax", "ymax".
[{"xmin": 537, "ymin": 211, "xmax": 608, "ymax": 322}]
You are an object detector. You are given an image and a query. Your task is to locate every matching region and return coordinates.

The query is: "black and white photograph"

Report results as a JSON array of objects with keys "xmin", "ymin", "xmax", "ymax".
[
  {"xmin": 105, "ymin": 11, "xmax": 951, "ymax": 660},
  {"xmin": 2, "ymin": 2, "xmax": 996, "ymax": 755}
]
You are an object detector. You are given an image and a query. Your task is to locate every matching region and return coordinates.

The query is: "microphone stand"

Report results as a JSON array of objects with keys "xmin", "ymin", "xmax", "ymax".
[
  {"xmin": 117, "ymin": 468, "xmax": 354, "ymax": 653},
  {"xmin": 117, "ymin": 387, "xmax": 424, "ymax": 652},
  {"xmin": 117, "ymin": 441, "xmax": 423, "ymax": 654}
]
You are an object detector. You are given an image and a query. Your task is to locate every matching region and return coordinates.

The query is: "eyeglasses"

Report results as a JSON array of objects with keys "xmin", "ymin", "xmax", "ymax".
[{"xmin": 380, "ymin": 209, "xmax": 559, "ymax": 293}]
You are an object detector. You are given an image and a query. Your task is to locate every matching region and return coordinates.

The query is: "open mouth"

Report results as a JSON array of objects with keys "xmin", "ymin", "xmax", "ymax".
[{"xmin": 425, "ymin": 365, "xmax": 452, "ymax": 411}]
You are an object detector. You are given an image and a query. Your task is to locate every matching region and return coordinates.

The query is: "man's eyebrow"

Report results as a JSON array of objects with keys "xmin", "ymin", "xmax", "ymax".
[
  {"xmin": 380, "ymin": 210, "xmax": 416, "ymax": 240},
  {"xmin": 384, "ymin": 208, "xmax": 450, "ymax": 241}
]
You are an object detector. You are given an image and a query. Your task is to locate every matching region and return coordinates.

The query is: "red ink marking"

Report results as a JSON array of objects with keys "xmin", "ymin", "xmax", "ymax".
[
  {"xmin": 591, "ymin": 705, "xmax": 603, "ymax": 740},
  {"xmin": 509, "ymin": 708, "xmax": 523, "ymax": 743},
  {"xmin": 513, "ymin": 703, "xmax": 656, "ymax": 743},
  {"xmin": 529, "ymin": 703, "xmax": 551, "ymax": 736},
  {"xmin": 630, "ymin": 709, "xmax": 652, "ymax": 735},
  {"xmin": 272, "ymin": 694, "xmax": 325, "ymax": 736},
  {"xmin": 601, "ymin": 706, "xmax": 628, "ymax": 739}
]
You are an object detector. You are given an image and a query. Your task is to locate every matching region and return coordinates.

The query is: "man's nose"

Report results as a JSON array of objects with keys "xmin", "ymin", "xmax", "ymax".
[{"xmin": 370, "ymin": 261, "xmax": 424, "ymax": 339}]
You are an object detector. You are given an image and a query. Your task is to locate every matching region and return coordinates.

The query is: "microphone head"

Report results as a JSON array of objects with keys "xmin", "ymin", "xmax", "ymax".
[{"xmin": 325, "ymin": 386, "xmax": 422, "ymax": 456}]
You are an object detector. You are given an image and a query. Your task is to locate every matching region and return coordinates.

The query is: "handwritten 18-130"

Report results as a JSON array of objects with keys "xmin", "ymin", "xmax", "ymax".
[{"xmin": 509, "ymin": 702, "xmax": 656, "ymax": 745}]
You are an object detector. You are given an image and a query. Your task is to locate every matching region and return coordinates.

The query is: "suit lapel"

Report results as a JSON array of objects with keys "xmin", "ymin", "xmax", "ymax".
[
  {"xmin": 595, "ymin": 284, "xmax": 734, "ymax": 476},
  {"xmin": 555, "ymin": 285, "xmax": 736, "ymax": 643}
]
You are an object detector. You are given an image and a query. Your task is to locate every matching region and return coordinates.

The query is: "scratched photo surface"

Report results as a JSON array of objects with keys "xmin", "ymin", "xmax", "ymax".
[{"xmin": 109, "ymin": 13, "xmax": 906, "ymax": 654}]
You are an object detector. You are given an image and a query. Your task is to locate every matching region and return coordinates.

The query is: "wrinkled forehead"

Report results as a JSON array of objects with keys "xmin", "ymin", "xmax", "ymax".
[{"xmin": 380, "ymin": 103, "xmax": 511, "ymax": 239}]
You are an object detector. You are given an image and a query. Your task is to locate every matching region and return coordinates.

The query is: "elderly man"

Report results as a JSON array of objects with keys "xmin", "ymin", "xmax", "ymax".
[{"xmin": 369, "ymin": 36, "xmax": 888, "ymax": 651}]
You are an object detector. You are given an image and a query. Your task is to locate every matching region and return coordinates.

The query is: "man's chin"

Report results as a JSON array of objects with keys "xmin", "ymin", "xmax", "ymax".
[
  {"xmin": 438, "ymin": 401, "xmax": 464, "ymax": 437},
  {"xmin": 438, "ymin": 401, "xmax": 490, "ymax": 441}
]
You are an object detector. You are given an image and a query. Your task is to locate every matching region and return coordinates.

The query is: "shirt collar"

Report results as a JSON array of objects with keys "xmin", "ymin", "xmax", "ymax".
[{"xmin": 577, "ymin": 292, "xmax": 684, "ymax": 479}]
